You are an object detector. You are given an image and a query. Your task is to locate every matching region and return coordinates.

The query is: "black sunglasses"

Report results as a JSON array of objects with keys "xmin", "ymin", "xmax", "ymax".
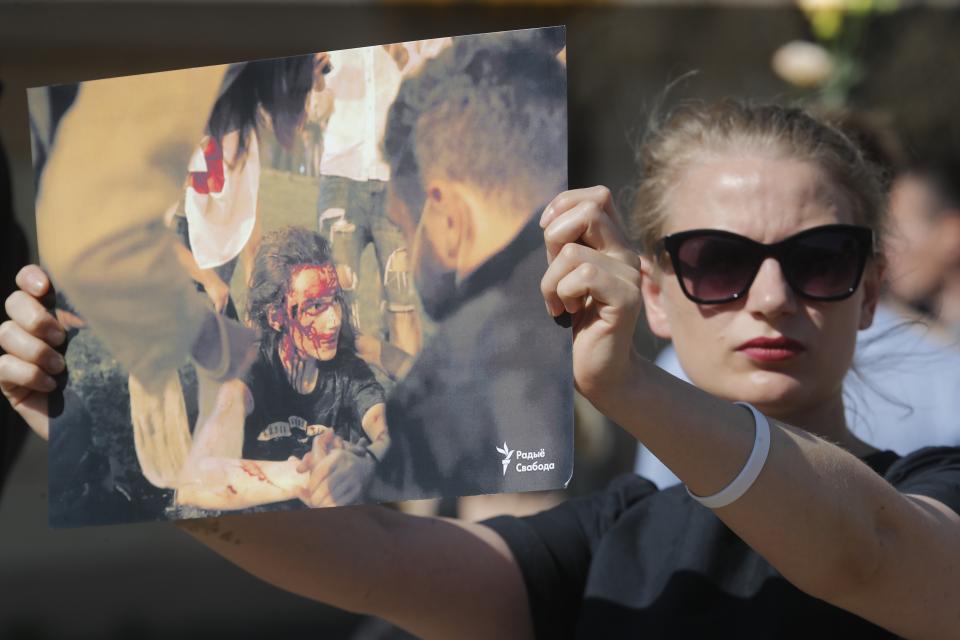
[{"xmin": 656, "ymin": 224, "xmax": 874, "ymax": 305}]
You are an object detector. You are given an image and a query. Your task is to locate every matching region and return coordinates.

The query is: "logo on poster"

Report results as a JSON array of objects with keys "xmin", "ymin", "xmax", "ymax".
[
  {"xmin": 496, "ymin": 442, "xmax": 514, "ymax": 476},
  {"xmin": 497, "ymin": 442, "xmax": 556, "ymax": 475}
]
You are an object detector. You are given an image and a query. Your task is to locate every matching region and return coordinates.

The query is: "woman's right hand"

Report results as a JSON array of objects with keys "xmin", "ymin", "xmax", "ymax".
[
  {"xmin": 539, "ymin": 186, "xmax": 645, "ymax": 411},
  {"xmin": 0, "ymin": 265, "xmax": 66, "ymax": 440}
]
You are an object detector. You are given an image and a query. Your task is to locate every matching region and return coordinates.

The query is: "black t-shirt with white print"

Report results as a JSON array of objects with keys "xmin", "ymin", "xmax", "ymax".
[
  {"xmin": 241, "ymin": 347, "xmax": 385, "ymax": 461},
  {"xmin": 482, "ymin": 447, "xmax": 960, "ymax": 639}
]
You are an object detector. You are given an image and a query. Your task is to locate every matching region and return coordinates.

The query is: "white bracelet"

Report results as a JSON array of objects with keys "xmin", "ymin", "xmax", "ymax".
[{"xmin": 687, "ymin": 402, "xmax": 771, "ymax": 509}]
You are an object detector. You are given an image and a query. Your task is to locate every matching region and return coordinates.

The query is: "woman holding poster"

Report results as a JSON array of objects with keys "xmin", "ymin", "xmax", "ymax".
[{"xmin": 3, "ymin": 44, "xmax": 959, "ymax": 640}]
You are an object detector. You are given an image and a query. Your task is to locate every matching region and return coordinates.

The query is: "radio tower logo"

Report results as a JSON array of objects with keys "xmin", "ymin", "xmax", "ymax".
[{"xmin": 496, "ymin": 442, "xmax": 514, "ymax": 476}]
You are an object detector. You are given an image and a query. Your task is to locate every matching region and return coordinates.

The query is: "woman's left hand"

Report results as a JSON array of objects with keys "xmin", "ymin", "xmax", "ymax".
[
  {"xmin": 539, "ymin": 186, "xmax": 645, "ymax": 408},
  {"xmin": 0, "ymin": 265, "xmax": 67, "ymax": 440}
]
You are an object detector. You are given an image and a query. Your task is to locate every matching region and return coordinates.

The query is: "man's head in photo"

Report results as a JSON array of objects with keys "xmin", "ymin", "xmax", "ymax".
[
  {"xmin": 383, "ymin": 30, "xmax": 567, "ymax": 320},
  {"xmin": 887, "ymin": 155, "xmax": 960, "ymax": 308}
]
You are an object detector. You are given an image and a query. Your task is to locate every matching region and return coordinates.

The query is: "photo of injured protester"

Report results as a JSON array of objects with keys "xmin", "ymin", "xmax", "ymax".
[{"xmin": 30, "ymin": 26, "xmax": 573, "ymax": 526}]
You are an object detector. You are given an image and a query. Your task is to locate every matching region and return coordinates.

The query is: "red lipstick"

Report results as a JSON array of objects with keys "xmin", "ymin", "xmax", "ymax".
[{"xmin": 736, "ymin": 336, "xmax": 806, "ymax": 362}]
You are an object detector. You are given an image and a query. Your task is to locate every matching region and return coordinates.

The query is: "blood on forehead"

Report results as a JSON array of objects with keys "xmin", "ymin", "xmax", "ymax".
[{"xmin": 287, "ymin": 263, "xmax": 341, "ymax": 307}]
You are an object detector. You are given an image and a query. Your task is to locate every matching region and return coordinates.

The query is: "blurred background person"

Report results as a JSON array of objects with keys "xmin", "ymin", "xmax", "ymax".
[
  {"xmin": 886, "ymin": 154, "xmax": 960, "ymax": 337},
  {"xmin": 315, "ymin": 43, "xmax": 425, "ymax": 359}
]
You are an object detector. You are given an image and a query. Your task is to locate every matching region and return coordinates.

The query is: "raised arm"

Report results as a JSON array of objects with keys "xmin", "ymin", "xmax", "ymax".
[
  {"xmin": 3, "ymin": 268, "xmax": 538, "ymax": 640},
  {"xmin": 179, "ymin": 506, "xmax": 532, "ymax": 639},
  {"xmin": 540, "ymin": 186, "xmax": 960, "ymax": 639},
  {"xmin": 625, "ymin": 376, "xmax": 960, "ymax": 638}
]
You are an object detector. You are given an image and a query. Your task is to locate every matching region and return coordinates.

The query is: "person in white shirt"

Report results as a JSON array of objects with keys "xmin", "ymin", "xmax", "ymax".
[{"xmin": 314, "ymin": 43, "xmax": 435, "ymax": 359}]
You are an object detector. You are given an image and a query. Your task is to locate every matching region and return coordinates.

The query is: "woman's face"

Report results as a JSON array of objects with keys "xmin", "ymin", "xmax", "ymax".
[
  {"xmin": 641, "ymin": 153, "xmax": 882, "ymax": 417},
  {"xmin": 284, "ymin": 263, "xmax": 343, "ymax": 362}
]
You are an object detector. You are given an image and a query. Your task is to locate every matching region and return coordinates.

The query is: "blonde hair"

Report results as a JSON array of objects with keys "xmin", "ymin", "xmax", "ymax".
[{"xmin": 628, "ymin": 100, "xmax": 888, "ymax": 261}]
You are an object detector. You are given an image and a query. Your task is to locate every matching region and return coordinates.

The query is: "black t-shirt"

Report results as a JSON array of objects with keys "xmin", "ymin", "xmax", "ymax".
[
  {"xmin": 241, "ymin": 347, "xmax": 385, "ymax": 461},
  {"xmin": 483, "ymin": 447, "xmax": 960, "ymax": 639}
]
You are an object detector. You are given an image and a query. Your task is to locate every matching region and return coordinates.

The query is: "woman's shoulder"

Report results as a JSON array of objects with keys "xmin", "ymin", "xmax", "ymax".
[
  {"xmin": 883, "ymin": 446, "xmax": 960, "ymax": 480},
  {"xmin": 882, "ymin": 446, "xmax": 960, "ymax": 515}
]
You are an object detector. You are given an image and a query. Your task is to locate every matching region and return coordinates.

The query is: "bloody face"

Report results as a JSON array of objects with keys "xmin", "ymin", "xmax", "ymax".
[{"xmin": 282, "ymin": 262, "xmax": 343, "ymax": 362}]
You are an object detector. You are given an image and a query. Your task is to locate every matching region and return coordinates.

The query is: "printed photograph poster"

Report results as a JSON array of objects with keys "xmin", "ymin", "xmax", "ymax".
[{"xmin": 30, "ymin": 26, "xmax": 573, "ymax": 527}]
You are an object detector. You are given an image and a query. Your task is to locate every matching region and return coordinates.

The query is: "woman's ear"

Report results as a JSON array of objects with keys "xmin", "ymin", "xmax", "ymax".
[
  {"xmin": 267, "ymin": 303, "xmax": 284, "ymax": 332},
  {"xmin": 640, "ymin": 256, "xmax": 673, "ymax": 340},
  {"xmin": 859, "ymin": 258, "xmax": 885, "ymax": 330}
]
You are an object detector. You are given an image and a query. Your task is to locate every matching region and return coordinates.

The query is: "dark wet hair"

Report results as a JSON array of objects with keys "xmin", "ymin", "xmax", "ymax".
[
  {"xmin": 247, "ymin": 226, "xmax": 356, "ymax": 363},
  {"xmin": 383, "ymin": 29, "xmax": 567, "ymax": 223},
  {"xmin": 207, "ymin": 55, "xmax": 314, "ymax": 164}
]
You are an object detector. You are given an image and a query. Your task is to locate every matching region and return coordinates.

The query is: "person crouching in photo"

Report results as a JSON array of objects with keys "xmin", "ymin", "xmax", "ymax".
[{"xmin": 173, "ymin": 226, "xmax": 389, "ymax": 513}]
